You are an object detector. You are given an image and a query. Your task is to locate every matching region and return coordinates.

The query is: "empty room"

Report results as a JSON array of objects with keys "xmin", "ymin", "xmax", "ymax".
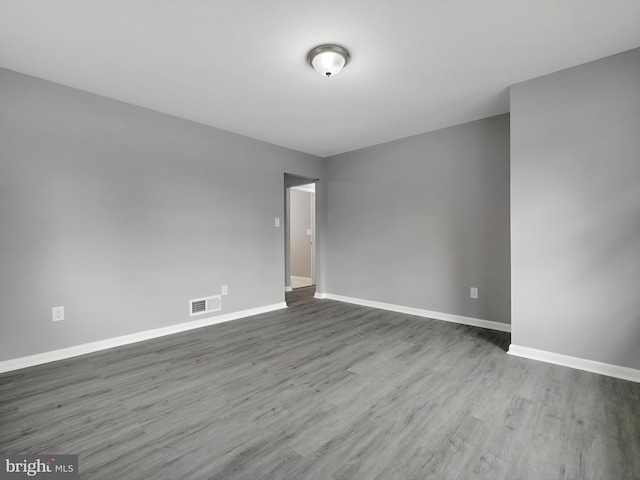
[{"xmin": 1, "ymin": 1, "xmax": 639, "ymax": 479}]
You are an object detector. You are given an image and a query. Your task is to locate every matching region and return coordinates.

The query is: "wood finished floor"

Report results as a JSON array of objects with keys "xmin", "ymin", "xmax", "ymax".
[
  {"xmin": 1, "ymin": 295, "xmax": 639, "ymax": 479},
  {"xmin": 286, "ymin": 285, "xmax": 316, "ymax": 304}
]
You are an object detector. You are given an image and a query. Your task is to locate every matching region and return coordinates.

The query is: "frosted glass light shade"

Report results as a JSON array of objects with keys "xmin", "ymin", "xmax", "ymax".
[{"xmin": 307, "ymin": 45, "xmax": 350, "ymax": 77}]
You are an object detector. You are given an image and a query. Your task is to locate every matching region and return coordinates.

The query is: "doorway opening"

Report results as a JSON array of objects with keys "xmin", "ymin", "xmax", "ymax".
[
  {"xmin": 290, "ymin": 183, "xmax": 315, "ymax": 288},
  {"xmin": 284, "ymin": 174, "xmax": 317, "ymax": 300}
]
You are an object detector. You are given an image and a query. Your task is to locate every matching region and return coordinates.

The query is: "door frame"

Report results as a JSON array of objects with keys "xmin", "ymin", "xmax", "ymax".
[{"xmin": 284, "ymin": 173, "xmax": 318, "ymax": 292}]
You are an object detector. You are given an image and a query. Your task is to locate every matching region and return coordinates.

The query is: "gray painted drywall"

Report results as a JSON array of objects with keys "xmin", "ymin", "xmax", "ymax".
[
  {"xmin": 324, "ymin": 114, "xmax": 511, "ymax": 324},
  {"xmin": 0, "ymin": 68, "xmax": 325, "ymax": 362},
  {"xmin": 290, "ymin": 189, "xmax": 313, "ymax": 278},
  {"xmin": 510, "ymin": 48, "xmax": 640, "ymax": 370},
  {"xmin": 314, "ymin": 174, "xmax": 328, "ymax": 293}
]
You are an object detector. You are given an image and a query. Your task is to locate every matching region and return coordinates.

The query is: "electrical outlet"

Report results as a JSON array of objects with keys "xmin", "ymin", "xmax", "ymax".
[
  {"xmin": 470, "ymin": 288, "xmax": 478, "ymax": 299},
  {"xmin": 275, "ymin": 218, "xmax": 280, "ymax": 227},
  {"xmin": 221, "ymin": 285, "xmax": 228, "ymax": 296},
  {"xmin": 52, "ymin": 306, "xmax": 64, "ymax": 322}
]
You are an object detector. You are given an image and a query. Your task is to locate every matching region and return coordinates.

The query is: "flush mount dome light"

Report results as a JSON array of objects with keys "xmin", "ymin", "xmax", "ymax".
[{"xmin": 307, "ymin": 44, "xmax": 350, "ymax": 77}]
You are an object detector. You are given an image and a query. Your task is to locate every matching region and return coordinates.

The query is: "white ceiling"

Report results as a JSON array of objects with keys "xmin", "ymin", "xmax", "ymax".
[{"xmin": 1, "ymin": 1, "xmax": 639, "ymax": 157}]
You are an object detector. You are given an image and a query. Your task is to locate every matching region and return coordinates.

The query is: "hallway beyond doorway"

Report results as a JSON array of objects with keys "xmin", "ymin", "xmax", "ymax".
[{"xmin": 291, "ymin": 276, "xmax": 312, "ymax": 289}]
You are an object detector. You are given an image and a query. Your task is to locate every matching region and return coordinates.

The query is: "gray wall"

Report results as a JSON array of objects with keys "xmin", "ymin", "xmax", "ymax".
[
  {"xmin": 324, "ymin": 114, "xmax": 511, "ymax": 324},
  {"xmin": 0, "ymin": 68, "xmax": 324, "ymax": 362},
  {"xmin": 290, "ymin": 189, "xmax": 313, "ymax": 278},
  {"xmin": 511, "ymin": 48, "xmax": 640, "ymax": 370}
]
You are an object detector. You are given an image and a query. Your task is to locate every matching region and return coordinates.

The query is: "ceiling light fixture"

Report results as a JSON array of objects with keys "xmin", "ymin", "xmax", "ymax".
[{"xmin": 307, "ymin": 44, "xmax": 350, "ymax": 78}]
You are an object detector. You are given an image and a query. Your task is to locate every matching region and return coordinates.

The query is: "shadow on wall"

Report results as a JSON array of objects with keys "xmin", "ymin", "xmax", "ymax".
[{"xmin": 547, "ymin": 171, "xmax": 640, "ymax": 370}]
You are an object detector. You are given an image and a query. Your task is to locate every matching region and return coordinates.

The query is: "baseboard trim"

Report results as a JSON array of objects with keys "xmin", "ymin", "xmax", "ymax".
[
  {"xmin": 0, "ymin": 302, "xmax": 288, "ymax": 374},
  {"xmin": 314, "ymin": 292, "xmax": 327, "ymax": 299},
  {"xmin": 508, "ymin": 344, "xmax": 640, "ymax": 383},
  {"xmin": 285, "ymin": 286, "xmax": 293, "ymax": 292},
  {"xmin": 320, "ymin": 293, "xmax": 510, "ymax": 333}
]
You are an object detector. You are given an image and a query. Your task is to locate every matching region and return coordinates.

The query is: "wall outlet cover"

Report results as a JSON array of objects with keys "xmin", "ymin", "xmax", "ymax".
[{"xmin": 52, "ymin": 306, "xmax": 64, "ymax": 322}]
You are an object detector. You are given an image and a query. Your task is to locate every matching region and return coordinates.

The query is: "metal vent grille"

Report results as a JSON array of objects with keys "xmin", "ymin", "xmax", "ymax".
[
  {"xmin": 191, "ymin": 300, "xmax": 206, "ymax": 314},
  {"xmin": 190, "ymin": 295, "xmax": 221, "ymax": 316}
]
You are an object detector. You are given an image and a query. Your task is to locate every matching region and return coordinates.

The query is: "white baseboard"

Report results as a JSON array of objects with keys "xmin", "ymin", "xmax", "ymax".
[
  {"xmin": 314, "ymin": 292, "xmax": 327, "ymax": 299},
  {"xmin": 508, "ymin": 344, "xmax": 640, "ymax": 383},
  {"xmin": 0, "ymin": 302, "xmax": 287, "ymax": 374},
  {"xmin": 285, "ymin": 286, "xmax": 293, "ymax": 292},
  {"xmin": 319, "ymin": 293, "xmax": 510, "ymax": 333}
]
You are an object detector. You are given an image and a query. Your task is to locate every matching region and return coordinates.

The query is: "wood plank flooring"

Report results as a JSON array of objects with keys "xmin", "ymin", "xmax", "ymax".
[
  {"xmin": 1, "ymin": 296, "xmax": 639, "ymax": 479},
  {"xmin": 286, "ymin": 285, "xmax": 315, "ymax": 305}
]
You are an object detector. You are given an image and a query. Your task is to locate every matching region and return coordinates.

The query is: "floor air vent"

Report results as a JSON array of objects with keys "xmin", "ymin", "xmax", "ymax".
[{"xmin": 189, "ymin": 295, "xmax": 221, "ymax": 316}]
